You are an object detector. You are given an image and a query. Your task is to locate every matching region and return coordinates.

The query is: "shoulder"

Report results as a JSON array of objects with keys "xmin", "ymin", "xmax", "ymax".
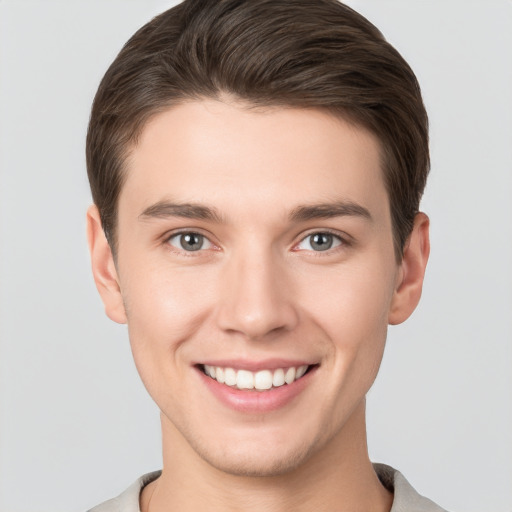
[
  {"xmin": 373, "ymin": 463, "xmax": 449, "ymax": 512},
  {"xmin": 87, "ymin": 471, "xmax": 161, "ymax": 512}
]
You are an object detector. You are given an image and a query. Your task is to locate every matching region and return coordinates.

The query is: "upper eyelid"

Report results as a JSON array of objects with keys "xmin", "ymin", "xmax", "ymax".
[
  {"xmin": 291, "ymin": 230, "xmax": 353, "ymax": 255},
  {"xmin": 163, "ymin": 229, "xmax": 220, "ymax": 255},
  {"xmin": 163, "ymin": 227, "xmax": 216, "ymax": 243},
  {"xmin": 295, "ymin": 228, "xmax": 351, "ymax": 244}
]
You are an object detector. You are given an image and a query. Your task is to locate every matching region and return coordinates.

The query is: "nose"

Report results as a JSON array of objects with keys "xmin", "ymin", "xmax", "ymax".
[{"xmin": 215, "ymin": 247, "xmax": 299, "ymax": 340}]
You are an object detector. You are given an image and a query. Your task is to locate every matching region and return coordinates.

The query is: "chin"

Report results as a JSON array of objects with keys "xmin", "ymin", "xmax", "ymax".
[
  {"xmin": 187, "ymin": 430, "xmax": 321, "ymax": 478},
  {"xmin": 200, "ymin": 448, "xmax": 312, "ymax": 478}
]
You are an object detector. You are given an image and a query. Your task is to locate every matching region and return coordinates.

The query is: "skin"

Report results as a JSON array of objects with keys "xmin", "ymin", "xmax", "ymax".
[{"xmin": 87, "ymin": 98, "xmax": 429, "ymax": 512}]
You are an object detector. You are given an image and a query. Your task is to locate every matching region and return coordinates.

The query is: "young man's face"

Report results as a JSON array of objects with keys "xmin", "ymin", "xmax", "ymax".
[{"xmin": 89, "ymin": 99, "xmax": 428, "ymax": 477}]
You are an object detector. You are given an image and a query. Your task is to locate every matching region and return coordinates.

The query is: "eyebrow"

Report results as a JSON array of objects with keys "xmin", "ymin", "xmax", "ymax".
[
  {"xmin": 289, "ymin": 201, "xmax": 372, "ymax": 222},
  {"xmin": 139, "ymin": 201, "xmax": 224, "ymax": 223},
  {"xmin": 139, "ymin": 199, "xmax": 372, "ymax": 224}
]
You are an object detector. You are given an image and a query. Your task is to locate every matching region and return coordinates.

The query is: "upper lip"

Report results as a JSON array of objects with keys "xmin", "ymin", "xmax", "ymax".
[{"xmin": 196, "ymin": 359, "xmax": 317, "ymax": 372}]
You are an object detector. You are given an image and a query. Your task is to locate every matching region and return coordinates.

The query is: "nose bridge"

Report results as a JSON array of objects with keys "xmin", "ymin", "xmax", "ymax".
[{"xmin": 216, "ymin": 241, "xmax": 298, "ymax": 339}]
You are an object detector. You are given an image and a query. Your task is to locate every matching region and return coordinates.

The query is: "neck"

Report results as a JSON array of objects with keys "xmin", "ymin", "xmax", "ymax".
[{"xmin": 141, "ymin": 402, "xmax": 392, "ymax": 512}]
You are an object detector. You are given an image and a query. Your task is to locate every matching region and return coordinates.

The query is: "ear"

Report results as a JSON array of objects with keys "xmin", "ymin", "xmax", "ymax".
[
  {"xmin": 388, "ymin": 212, "xmax": 430, "ymax": 325},
  {"xmin": 86, "ymin": 205, "xmax": 127, "ymax": 324}
]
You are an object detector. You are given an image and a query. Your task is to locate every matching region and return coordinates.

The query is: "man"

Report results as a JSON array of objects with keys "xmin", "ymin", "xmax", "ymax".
[{"xmin": 86, "ymin": 0, "xmax": 445, "ymax": 510}]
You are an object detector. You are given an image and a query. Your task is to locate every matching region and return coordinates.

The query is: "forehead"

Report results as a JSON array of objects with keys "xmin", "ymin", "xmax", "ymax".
[{"xmin": 120, "ymin": 99, "xmax": 388, "ymax": 221}]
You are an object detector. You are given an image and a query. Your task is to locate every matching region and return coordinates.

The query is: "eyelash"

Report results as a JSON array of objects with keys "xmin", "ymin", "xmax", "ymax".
[
  {"xmin": 164, "ymin": 229, "xmax": 350, "ymax": 255},
  {"xmin": 293, "ymin": 230, "xmax": 349, "ymax": 254},
  {"xmin": 165, "ymin": 230, "xmax": 218, "ymax": 255}
]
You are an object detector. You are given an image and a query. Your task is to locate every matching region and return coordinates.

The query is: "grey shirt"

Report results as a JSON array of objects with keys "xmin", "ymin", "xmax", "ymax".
[{"xmin": 88, "ymin": 463, "xmax": 448, "ymax": 512}]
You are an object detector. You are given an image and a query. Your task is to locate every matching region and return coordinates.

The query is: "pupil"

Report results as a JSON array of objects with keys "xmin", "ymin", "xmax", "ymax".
[
  {"xmin": 180, "ymin": 233, "xmax": 202, "ymax": 251},
  {"xmin": 311, "ymin": 233, "xmax": 332, "ymax": 251}
]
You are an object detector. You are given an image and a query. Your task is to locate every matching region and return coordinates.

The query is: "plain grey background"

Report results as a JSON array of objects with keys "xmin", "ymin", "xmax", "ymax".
[{"xmin": 0, "ymin": 1, "xmax": 511, "ymax": 511}]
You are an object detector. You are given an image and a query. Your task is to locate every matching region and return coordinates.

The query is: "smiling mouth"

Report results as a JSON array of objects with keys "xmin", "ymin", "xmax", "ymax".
[{"xmin": 200, "ymin": 364, "xmax": 314, "ymax": 391}]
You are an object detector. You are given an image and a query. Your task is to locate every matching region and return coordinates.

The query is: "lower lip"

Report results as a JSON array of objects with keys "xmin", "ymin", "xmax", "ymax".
[{"xmin": 197, "ymin": 366, "xmax": 317, "ymax": 413}]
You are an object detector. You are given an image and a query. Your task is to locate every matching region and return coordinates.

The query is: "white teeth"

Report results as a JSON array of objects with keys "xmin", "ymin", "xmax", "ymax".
[
  {"xmin": 296, "ymin": 365, "xmax": 308, "ymax": 379},
  {"xmin": 272, "ymin": 368, "xmax": 285, "ymax": 387},
  {"xmin": 216, "ymin": 367, "xmax": 225, "ymax": 384},
  {"xmin": 203, "ymin": 364, "xmax": 310, "ymax": 390},
  {"xmin": 254, "ymin": 370, "xmax": 273, "ymax": 390},
  {"xmin": 284, "ymin": 367, "xmax": 296, "ymax": 384},
  {"xmin": 224, "ymin": 367, "xmax": 237, "ymax": 386},
  {"xmin": 237, "ymin": 370, "xmax": 254, "ymax": 389}
]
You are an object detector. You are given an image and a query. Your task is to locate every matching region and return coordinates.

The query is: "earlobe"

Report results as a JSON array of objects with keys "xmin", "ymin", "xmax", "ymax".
[
  {"xmin": 388, "ymin": 212, "xmax": 430, "ymax": 325},
  {"xmin": 86, "ymin": 205, "xmax": 127, "ymax": 324}
]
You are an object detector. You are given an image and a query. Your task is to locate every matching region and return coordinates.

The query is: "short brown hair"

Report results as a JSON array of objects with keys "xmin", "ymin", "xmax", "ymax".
[{"xmin": 86, "ymin": 0, "xmax": 429, "ymax": 260}]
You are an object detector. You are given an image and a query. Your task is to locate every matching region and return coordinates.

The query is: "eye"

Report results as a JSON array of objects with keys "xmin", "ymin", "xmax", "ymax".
[
  {"xmin": 167, "ymin": 232, "xmax": 213, "ymax": 252},
  {"xmin": 295, "ymin": 232, "xmax": 343, "ymax": 252}
]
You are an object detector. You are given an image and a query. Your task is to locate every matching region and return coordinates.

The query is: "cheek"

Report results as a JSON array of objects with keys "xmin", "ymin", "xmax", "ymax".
[
  {"xmin": 302, "ymin": 259, "xmax": 395, "ymax": 341},
  {"xmin": 121, "ymin": 246, "xmax": 216, "ymax": 323},
  {"xmin": 119, "ymin": 260, "xmax": 218, "ymax": 385},
  {"xmin": 310, "ymin": 264, "xmax": 393, "ymax": 393},
  {"xmin": 302, "ymin": 258, "xmax": 395, "ymax": 395}
]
